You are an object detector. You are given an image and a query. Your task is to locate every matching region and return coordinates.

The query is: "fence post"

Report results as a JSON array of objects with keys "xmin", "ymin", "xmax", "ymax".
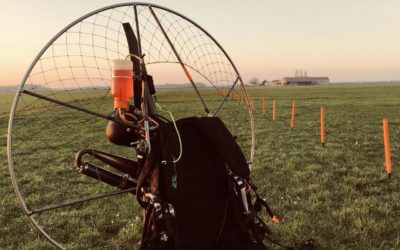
[
  {"xmin": 383, "ymin": 119, "xmax": 392, "ymax": 178},
  {"xmin": 290, "ymin": 101, "xmax": 296, "ymax": 129},
  {"xmin": 321, "ymin": 107, "xmax": 325, "ymax": 147},
  {"xmin": 272, "ymin": 99, "xmax": 276, "ymax": 121}
]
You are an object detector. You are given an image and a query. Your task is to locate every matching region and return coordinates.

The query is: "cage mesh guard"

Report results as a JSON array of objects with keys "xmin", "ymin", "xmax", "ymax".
[
  {"xmin": 26, "ymin": 5, "xmax": 239, "ymax": 97},
  {"xmin": 9, "ymin": 3, "xmax": 253, "ymax": 249}
]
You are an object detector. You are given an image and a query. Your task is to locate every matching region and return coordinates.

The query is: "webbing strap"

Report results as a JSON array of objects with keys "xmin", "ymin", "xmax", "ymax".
[{"xmin": 254, "ymin": 191, "xmax": 275, "ymax": 219}]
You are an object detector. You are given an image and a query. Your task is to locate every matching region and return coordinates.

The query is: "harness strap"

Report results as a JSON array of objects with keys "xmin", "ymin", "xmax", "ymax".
[
  {"xmin": 253, "ymin": 191, "xmax": 280, "ymax": 224},
  {"xmin": 141, "ymin": 205, "xmax": 156, "ymax": 249},
  {"xmin": 224, "ymin": 177, "xmax": 261, "ymax": 245},
  {"xmin": 226, "ymin": 167, "xmax": 316, "ymax": 250},
  {"xmin": 140, "ymin": 192, "xmax": 176, "ymax": 249}
]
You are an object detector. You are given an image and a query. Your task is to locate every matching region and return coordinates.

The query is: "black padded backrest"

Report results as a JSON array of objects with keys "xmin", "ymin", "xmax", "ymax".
[{"xmin": 157, "ymin": 117, "xmax": 250, "ymax": 248}]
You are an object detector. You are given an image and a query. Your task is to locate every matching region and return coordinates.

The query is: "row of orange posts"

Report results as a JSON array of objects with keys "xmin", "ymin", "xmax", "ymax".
[
  {"xmin": 239, "ymin": 95, "xmax": 326, "ymax": 146},
  {"xmin": 245, "ymin": 96, "xmax": 277, "ymax": 120},
  {"xmin": 228, "ymin": 92, "xmax": 392, "ymax": 178}
]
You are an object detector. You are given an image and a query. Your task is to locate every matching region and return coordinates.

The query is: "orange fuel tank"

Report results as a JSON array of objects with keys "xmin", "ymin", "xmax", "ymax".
[{"xmin": 111, "ymin": 59, "xmax": 134, "ymax": 109}]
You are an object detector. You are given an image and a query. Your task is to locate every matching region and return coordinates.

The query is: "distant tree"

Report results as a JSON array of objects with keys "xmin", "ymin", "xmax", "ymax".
[
  {"xmin": 248, "ymin": 77, "xmax": 260, "ymax": 86},
  {"xmin": 260, "ymin": 80, "xmax": 267, "ymax": 86}
]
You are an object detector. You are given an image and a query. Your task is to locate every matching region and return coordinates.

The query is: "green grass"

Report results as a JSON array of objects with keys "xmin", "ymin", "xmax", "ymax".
[
  {"xmin": 248, "ymin": 84, "xmax": 400, "ymax": 249},
  {"xmin": 1, "ymin": 83, "xmax": 400, "ymax": 249}
]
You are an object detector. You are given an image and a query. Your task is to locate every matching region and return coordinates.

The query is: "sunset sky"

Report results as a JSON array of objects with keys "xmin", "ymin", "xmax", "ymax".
[{"xmin": 1, "ymin": 0, "xmax": 400, "ymax": 86}]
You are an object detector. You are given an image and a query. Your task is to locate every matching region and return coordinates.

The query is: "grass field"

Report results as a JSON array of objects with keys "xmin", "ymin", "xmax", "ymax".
[{"xmin": 1, "ymin": 83, "xmax": 400, "ymax": 249}]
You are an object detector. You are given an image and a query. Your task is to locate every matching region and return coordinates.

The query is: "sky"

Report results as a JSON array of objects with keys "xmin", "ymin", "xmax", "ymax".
[{"xmin": 1, "ymin": 0, "xmax": 400, "ymax": 86}]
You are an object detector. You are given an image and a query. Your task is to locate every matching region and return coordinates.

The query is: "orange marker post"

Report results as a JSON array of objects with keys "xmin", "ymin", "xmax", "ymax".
[
  {"xmin": 262, "ymin": 97, "xmax": 266, "ymax": 116},
  {"xmin": 320, "ymin": 107, "xmax": 325, "ymax": 147},
  {"xmin": 383, "ymin": 119, "xmax": 392, "ymax": 178},
  {"xmin": 245, "ymin": 96, "xmax": 249, "ymax": 108},
  {"xmin": 272, "ymin": 99, "xmax": 276, "ymax": 121},
  {"xmin": 290, "ymin": 101, "xmax": 296, "ymax": 129}
]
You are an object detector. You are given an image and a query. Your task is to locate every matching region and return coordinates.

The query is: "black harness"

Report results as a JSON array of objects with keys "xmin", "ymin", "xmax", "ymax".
[{"xmin": 135, "ymin": 117, "xmax": 315, "ymax": 250}]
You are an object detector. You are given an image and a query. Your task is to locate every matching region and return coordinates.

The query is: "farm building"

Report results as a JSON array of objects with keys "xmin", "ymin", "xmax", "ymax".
[
  {"xmin": 268, "ymin": 69, "xmax": 330, "ymax": 86},
  {"xmin": 269, "ymin": 77, "xmax": 330, "ymax": 86},
  {"xmin": 281, "ymin": 76, "xmax": 330, "ymax": 86}
]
